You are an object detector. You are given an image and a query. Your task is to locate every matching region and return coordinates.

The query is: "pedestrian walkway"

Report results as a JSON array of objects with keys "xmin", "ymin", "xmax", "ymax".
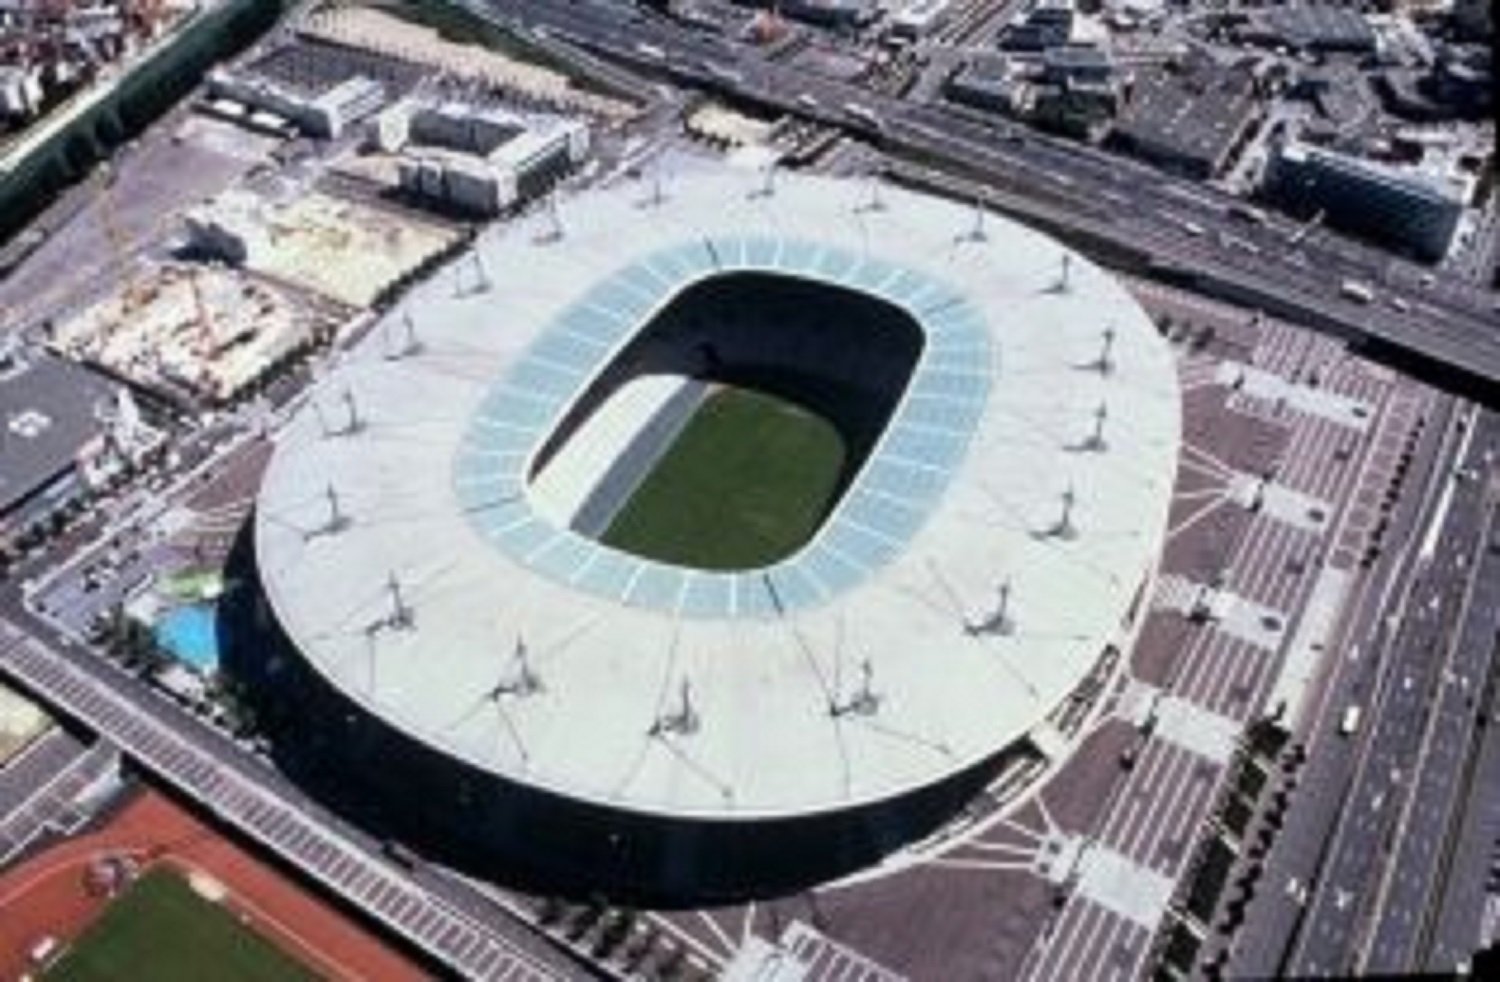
[
  {"xmin": 777, "ymin": 921, "xmax": 908, "ymax": 982},
  {"xmin": 1218, "ymin": 361, "xmax": 1374, "ymax": 431},
  {"xmin": 1073, "ymin": 844, "xmax": 1176, "ymax": 931},
  {"xmin": 1118, "ymin": 682, "xmax": 1241, "ymax": 766},
  {"xmin": 0, "ymin": 625, "xmax": 566, "ymax": 981}
]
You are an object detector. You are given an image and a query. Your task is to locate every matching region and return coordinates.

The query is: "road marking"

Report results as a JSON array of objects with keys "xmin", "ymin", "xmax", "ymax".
[
  {"xmin": 1217, "ymin": 361, "xmax": 1374, "ymax": 431},
  {"xmin": 1118, "ymin": 682, "xmax": 1240, "ymax": 766},
  {"xmin": 1073, "ymin": 844, "xmax": 1175, "ymax": 931}
]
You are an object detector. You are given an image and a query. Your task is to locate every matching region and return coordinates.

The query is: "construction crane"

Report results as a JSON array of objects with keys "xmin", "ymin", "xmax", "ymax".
[{"xmin": 186, "ymin": 264, "xmax": 215, "ymax": 356}]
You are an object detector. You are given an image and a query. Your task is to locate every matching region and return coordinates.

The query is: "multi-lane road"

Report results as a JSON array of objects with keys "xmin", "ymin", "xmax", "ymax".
[
  {"xmin": 1273, "ymin": 408, "xmax": 1500, "ymax": 977},
  {"xmin": 0, "ymin": 612, "xmax": 586, "ymax": 981},
  {"xmin": 1228, "ymin": 398, "xmax": 1500, "ymax": 977},
  {"xmin": 466, "ymin": 0, "xmax": 1500, "ymax": 389}
]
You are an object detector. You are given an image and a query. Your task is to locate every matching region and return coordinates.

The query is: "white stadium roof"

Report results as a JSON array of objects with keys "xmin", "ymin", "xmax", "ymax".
[{"xmin": 254, "ymin": 170, "xmax": 1181, "ymax": 822}]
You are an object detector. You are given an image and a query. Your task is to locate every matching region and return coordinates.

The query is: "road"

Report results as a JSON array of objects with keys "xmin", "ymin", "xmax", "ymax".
[
  {"xmin": 1232, "ymin": 405, "xmax": 1500, "ymax": 977},
  {"xmin": 0, "ymin": 729, "xmax": 117, "ymax": 866},
  {"xmin": 1362, "ymin": 427, "xmax": 1500, "ymax": 973},
  {"xmin": 1283, "ymin": 408, "xmax": 1500, "ymax": 977},
  {"xmin": 468, "ymin": 0, "xmax": 1500, "ymax": 390},
  {"xmin": 0, "ymin": 614, "xmax": 586, "ymax": 981}
]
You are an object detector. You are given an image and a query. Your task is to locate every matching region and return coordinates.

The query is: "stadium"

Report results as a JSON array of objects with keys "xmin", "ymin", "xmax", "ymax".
[{"xmin": 244, "ymin": 169, "xmax": 1181, "ymax": 901}]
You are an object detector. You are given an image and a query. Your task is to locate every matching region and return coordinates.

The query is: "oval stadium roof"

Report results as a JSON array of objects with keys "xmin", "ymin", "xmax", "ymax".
[{"xmin": 254, "ymin": 170, "xmax": 1181, "ymax": 821}]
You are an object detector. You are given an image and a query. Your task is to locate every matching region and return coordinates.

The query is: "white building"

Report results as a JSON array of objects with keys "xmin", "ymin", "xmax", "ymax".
[
  {"xmin": 0, "ymin": 66, "xmax": 43, "ymax": 118},
  {"xmin": 386, "ymin": 100, "xmax": 590, "ymax": 216},
  {"xmin": 205, "ymin": 69, "xmax": 386, "ymax": 139},
  {"xmin": 889, "ymin": 0, "xmax": 953, "ymax": 42}
]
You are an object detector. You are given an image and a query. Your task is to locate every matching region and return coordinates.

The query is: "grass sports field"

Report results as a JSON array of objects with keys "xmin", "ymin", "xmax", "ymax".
[
  {"xmin": 603, "ymin": 387, "xmax": 846, "ymax": 570},
  {"xmin": 47, "ymin": 869, "xmax": 315, "ymax": 982}
]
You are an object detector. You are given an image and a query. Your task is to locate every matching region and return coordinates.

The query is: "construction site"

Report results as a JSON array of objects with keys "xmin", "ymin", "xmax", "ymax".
[
  {"xmin": 185, "ymin": 189, "xmax": 462, "ymax": 309},
  {"xmin": 51, "ymin": 262, "xmax": 330, "ymax": 406}
]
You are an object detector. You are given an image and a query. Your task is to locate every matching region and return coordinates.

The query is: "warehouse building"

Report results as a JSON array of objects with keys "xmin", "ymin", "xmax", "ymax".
[
  {"xmin": 206, "ymin": 67, "xmax": 386, "ymax": 139},
  {"xmin": 1238, "ymin": 7, "xmax": 1379, "ymax": 54},
  {"xmin": 0, "ymin": 349, "xmax": 145, "ymax": 547},
  {"xmin": 750, "ymin": 0, "xmax": 879, "ymax": 29},
  {"xmin": 1109, "ymin": 61, "xmax": 1261, "ymax": 179}
]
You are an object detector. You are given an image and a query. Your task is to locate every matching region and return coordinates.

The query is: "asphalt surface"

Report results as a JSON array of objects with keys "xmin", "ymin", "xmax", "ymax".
[
  {"xmin": 467, "ymin": 0, "xmax": 1500, "ymax": 388},
  {"xmin": 1234, "ymin": 405, "xmax": 1500, "ymax": 978},
  {"xmin": 0, "ymin": 727, "xmax": 86, "ymax": 820},
  {"xmin": 1363, "ymin": 425, "xmax": 1500, "ymax": 973}
]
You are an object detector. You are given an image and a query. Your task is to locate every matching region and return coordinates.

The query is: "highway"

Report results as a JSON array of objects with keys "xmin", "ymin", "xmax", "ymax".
[
  {"xmin": 0, "ymin": 615, "xmax": 585, "ymax": 982},
  {"xmin": 1280, "ymin": 408, "xmax": 1500, "ymax": 977},
  {"xmin": 1228, "ymin": 402, "xmax": 1500, "ymax": 977},
  {"xmin": 467, "ymin": 0, "xmax": 1500, "ymax": 390},
  {"xmin": 1363, "ymin": 428, "xmax": 1500, "ymax": 973}
]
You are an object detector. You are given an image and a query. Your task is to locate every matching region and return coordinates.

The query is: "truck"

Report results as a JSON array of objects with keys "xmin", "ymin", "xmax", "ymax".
[{"xmin": 1339, "ymin": 279, "xmax": 1374, "ymax": 304}]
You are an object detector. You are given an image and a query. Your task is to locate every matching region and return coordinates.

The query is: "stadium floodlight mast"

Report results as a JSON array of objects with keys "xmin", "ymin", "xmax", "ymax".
[
  {"xmin": 1056, "ymin": 253, "xmax": 1072, "ymax": 293},
  {"xmin": 960, "ymin": 195, "xmax": 988, "ymax": 244},
  {"xmin": 490, "ymin": 636, "xmax": 543, "ymax": 698},
  {"xmin": 533, "ymin": 191, "xmax": 564, "ymax": 245},
  {"xmin": 314, "ymin": 387, "xmax": 363, "ymax": 439},
  {"xmin": 311, "ymin": 398, "xmax": 331, "ymax": 438},
  {"xmin": 649, "ymin": 679, "xmax": 700, "ymax": 738},
  {"xmin": 1078, "ymin": 401, "xmax": 1109, "ymax": 453},
  {"xmin": 965, "ymin": 579, "xmax": 1015, "ymax": 638},
  {"xmin": 384, "ymin": 309, "xmax": 422, "ymax": 360},
  {"xmin": 748, "ymin": 163, "xmax": 777, "ymax": 200},
  {"xmin": 471, "ymin": 250, "xmax": 491, "ymax": 293},
  {"xmin": 341, "ymin": 387, "xmax": 363, "ymax": 435},
  {"xmin": 640, "ymin": 164, "xmax": 668, "ymax": 209},
  {"xmin": 1050, "ymin": 483, "xmax": 1079, "ymax": 541},
  {"xmin": 451, "ymin": 250, "xmax": 491, "ymax": 297},
  {"xmin": 1094, "ymin": 326, "xmax": 1117, "ymax": 376},
  {"xmin": 855, "ymin": 174, "xmax": 886, "ymax": 214},
  {"xmin": 304, "ymin": 482, "xmax": 350, "ymax": 541},
  {"xmin": 384, "ymin": 572, "xmax": 414, "ymax": 632},
  {"xmin": 829, "ymin": 659, "xmax": 880, "ymax": 718}
]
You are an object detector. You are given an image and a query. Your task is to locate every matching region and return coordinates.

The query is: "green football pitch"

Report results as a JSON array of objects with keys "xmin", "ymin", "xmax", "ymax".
[
  {"xmin": 603, "ymin": 387, "xmax": 847, "ymax": 570},
  {"xmin": 46, "ymin": 869, "xmax": 315, "ymax": 982}
]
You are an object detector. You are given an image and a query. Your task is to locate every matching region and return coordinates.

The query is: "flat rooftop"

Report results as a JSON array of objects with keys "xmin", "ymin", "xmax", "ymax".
[
  {"xmin": 0, "ymin": 352, "xmax": 111, "ymax": 516},
  {"xmin": 256, "ymin": 170, "xmax": 1181, "ymax": 821}
]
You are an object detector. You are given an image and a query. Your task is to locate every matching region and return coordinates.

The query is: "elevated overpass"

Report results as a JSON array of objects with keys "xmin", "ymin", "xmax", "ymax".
[{"xmin": 473, "ymin": 0, "xmax": 1500, "ymax": 396}]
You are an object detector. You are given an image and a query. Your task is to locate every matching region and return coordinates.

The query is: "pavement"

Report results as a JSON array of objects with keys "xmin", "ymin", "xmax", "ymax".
[
  {"xmin": 470, "ymin": 0, "xmax": 1500, "ymax": 389},
  {"xmin": 0, "ymin": 617, "xmax": 583, "ymax": 981},
  {"xmin": 0, "ymin": 729, "xmax": 117, "ymax": 866},
  {"xmin": 1229, "ymin": 405, "xmax": 1500, "ymax": 978}
]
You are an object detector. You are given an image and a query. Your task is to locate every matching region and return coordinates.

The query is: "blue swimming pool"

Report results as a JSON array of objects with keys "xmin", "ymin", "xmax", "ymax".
[{"xmin": 154, "ymin": 603, "xmax": 221, "ymax": 672}]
